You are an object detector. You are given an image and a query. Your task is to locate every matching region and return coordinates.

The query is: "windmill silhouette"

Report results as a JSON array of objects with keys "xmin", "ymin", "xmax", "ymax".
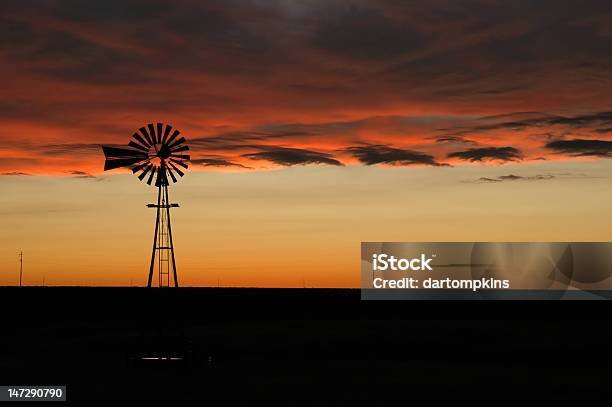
[{"xmin": 102, "ymin": 123, "xmax": 189, "ymax": 287}]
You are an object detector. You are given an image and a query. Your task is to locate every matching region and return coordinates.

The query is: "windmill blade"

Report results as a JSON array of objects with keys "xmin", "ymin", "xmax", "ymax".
[
  {"xmin": 148, "ymin": 123, "xmax": 157, "ymax": 144},
  {"xmin": 128, "ymin": 141, "xmax": 149, "ymax": 152},
  {"xmin": 154, "ymin": 167, "xmax": 162, "ymax": 186},
  {"xmin": 170, "ymin": 145, "xmax": 189, "ymax": 153},
  {"xmin": 165, "ymin": 130, "xmax": 180, "ymax": 147},
  {"xmin": 146, "ymin": 167, "xmax": 156, "ymax": 185},
  {"xmin": 161, "ymin": 124, "xmax": 173, "ymax": 144},
  {"xmin": 154, "ymin": 168, "xmax": 161, "ymax": 186},
  {"xmin": 166, "ymin": 165, "xmax": 178, "ymax": 183},
  {"xmin": 168, "ymin": 161, "xmax": 184, "ymax": 177},
  {"xmin": 104, "ymin": 157, "xmax": 147, "ymax": 171},
  {"xmin": 102, "ymin": 146, "xmax": 148, "ymax": 159},
  {"xmin": 168, "ymin": 137, "xmax": 186, "ymax": 149},
  {"xmin": 139, "ymin": 126, "xmax": 154, "ymax": 146},
  {"xmin": 138, "ymin": 164, "xmax": 153, "ymax": 180},
  {"xmin": 170, "ymin": 158, "xmax": 188, "ymax": 169},
  {"xmin": 132, "ymin": 160, "xmax": 151, "ymax": 173},
  {"xmin": 132, "ymin": 132, "xmax": 151, "ymax": 148},
  {"xmin": 172, "ymin": 154, "xmax": 190, "ymax": 161},
  {"xmin": 156, "ymin": 123, "xmax": 163, "ymax": 144}
]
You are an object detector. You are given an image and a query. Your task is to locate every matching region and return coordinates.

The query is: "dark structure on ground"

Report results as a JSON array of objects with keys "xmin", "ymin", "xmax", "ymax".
[
  {"xmin": 102, "ymin": 124, "xmax": 190, "ymax": 287},
  {"xmin": 1, "ymin": 287, "xmax": 611, "ymax": 405}
]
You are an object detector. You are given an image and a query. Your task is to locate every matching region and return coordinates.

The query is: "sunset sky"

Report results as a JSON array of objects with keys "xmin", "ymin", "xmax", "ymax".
[{"xmin": 2, "ymin": 1, "xmax": 612, "ymax": 286}]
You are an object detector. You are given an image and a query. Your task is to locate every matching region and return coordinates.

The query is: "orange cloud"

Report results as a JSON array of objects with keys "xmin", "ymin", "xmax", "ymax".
[{"xmin": 1, "ymin": 1, "xmax": 612, "ymax": 175}]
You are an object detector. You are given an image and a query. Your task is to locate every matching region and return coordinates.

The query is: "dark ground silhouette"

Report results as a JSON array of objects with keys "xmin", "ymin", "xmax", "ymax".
[{"xmin": 0, "ymin": 287, "xmax": 610, "ymax": 405}]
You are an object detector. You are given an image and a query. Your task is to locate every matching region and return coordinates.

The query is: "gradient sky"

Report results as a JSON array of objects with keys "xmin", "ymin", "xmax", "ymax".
[{"xmin": 2, "ymin": 1, "xmax": 612, "ymax": 286}]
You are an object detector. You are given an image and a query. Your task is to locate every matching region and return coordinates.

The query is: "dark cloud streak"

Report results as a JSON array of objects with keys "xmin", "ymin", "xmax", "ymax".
[
  {"xmin": 441, "ymin": 111, "xmax": 612, "ymax": 138},
  {"xmin": 545, "ymin": 139, "xmax": 612, "ymax": 157},
  {"xmin": 447, "ymin": 147, "xmax": 522, "ymax": 162},
  {"xmin": 0, "ymin": 171, "xmax": 31, "ymax": 176},
  {"xmin": 67, "ymin": 170, "xmax": 96, "ymax": 179},
  {"xmin": 191, "ymin": 158, "xmax": 251, "ymax": 169},
  {"xmin": 474, "ymin": 174, "xmax": 555, "ymax": 183},
  {"xmin": 243, "ymin": 147, "xmax": 343, "ymax": 166},
  {"xmin": 345, "ymin": 144, "xmax": 443, "ymax": 166}
]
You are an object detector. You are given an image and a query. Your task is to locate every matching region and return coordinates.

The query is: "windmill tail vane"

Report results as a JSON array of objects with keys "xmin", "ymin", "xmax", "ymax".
[{"xmin": 102, "ymin": 123, "xmax": 190, "ymax": 287}]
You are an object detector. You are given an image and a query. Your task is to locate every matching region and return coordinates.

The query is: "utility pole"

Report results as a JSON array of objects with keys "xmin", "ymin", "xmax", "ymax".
[{"xmin": 19, "ymin": 251, "xmax": 23, "ymax": 287}]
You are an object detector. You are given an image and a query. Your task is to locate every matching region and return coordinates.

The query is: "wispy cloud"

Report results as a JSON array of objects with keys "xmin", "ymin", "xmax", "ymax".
[
  {"xmin": 473, "ymin": 174, "xmax": 555, "ymax": 183},
  {"xmin": 191, "ymin": 158, "xmax": 251, "ymax": 169},
  {"xmin": 344, "ymin": 144, "xmax": 444, "ymax": 166},
  {"xmin": 545, "ymin": 139, "xmax": 612, "ymax": 157},
  {"xmin": 0, "ymin": 171, "xmax": 31, "ymax": 176},
  {"xmin": 243, "ymin": 147, "xmax": 343, "ymax": 166},
  {"xmin": 447, "ymin": 147, "xmax": 522, "ymax": 163},
  {"xmin": 66, "ymin": 170, "xmax": 95, "ymax": 178}
]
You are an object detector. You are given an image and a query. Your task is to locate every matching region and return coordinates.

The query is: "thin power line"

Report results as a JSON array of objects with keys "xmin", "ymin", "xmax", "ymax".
[{"xmin": 19, "ymin": 251, "xmax": 23, "ymax": 287}]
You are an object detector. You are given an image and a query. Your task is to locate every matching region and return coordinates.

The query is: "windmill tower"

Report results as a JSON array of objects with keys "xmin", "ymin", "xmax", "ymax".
[{"xmin": 102, "ymin": 123, "xmax": 190, "ymax": 287}]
